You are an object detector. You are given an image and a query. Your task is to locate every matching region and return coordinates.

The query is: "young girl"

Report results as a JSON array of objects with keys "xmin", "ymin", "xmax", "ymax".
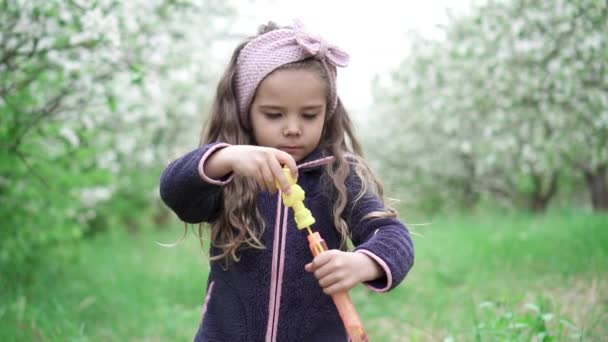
[{"xmin": 160, "ymin": 20, "xmax": 414, "ymax": 341}]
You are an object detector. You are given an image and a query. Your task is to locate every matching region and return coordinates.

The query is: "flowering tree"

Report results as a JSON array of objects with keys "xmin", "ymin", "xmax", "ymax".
[
  {"xmin": 0, "ymin": 0, "xmax": 234, "ymax": 275},
  {"xmin": 371, "ymin": 0, "xmax": 607, "ymax": 212}
]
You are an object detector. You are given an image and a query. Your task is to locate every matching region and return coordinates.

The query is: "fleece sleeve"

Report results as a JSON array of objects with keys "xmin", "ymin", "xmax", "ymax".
[
  {"xmin": 159, "ymin": 142, "xmax": 233, "ymax": 223},
  {"xmin": 344, "ymin": 171, "xmax": 415, "ymax": 292}
]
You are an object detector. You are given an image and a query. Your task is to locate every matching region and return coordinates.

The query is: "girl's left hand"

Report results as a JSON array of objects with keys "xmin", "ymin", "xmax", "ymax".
[{"xmin": 304, "ymin": 250, "xmax": 384, "ymax": 295}]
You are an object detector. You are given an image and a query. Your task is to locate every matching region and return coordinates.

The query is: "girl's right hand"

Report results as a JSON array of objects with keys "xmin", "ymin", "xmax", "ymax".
[{"xmin": 204, "ymin": 145, "xmax": 298, "ymax": 194}]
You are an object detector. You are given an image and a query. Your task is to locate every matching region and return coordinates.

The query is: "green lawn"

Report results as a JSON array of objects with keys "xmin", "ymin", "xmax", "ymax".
[{"xmin": 2, "ymin": 210, "xmax": 607, "ymax": 341}]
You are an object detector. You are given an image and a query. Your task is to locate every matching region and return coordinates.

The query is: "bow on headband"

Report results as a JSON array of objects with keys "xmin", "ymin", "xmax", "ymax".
[{"xmin": 293, "ymin": 21, "xmax": 350, "ymax": 68}]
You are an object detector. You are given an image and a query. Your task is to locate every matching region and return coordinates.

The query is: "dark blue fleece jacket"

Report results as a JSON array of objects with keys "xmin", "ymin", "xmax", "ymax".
[{"xmin": 159, "ymin": 143, "xmax": 414, "ymax": 342}]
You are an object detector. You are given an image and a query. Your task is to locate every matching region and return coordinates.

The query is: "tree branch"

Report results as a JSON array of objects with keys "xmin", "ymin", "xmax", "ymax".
[
  {"xmin": 8, "ymin": 86, "xmax": 71, "ymax": 151},
  {"xmin": 15, "ymin": 148, "xmax": 50, "ymax": 189}
]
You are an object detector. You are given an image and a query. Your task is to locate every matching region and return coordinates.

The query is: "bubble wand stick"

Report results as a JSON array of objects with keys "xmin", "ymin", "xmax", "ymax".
[{"xmin": 277, "ymin": 167, "xmax": 368, "ymax": 342}]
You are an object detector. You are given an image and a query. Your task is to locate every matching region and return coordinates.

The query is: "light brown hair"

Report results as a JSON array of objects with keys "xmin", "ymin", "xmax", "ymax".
[{"xmin": 200, "ymin": 22, "xmax": 397, "ymax": 263}]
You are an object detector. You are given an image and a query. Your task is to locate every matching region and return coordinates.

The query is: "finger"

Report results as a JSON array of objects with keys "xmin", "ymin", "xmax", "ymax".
[
  {"xmin": 304, "ymin": 263, "xmax": 313, "ymax": 272},
  {"xmin": 274, "ymin": 150, "xmax": 298, "ymax": 180},
  {"xmin": 314, "ymin": 251, "xmax": 345, "ymax": 279},
  {"xmin": 268, "ymin": 157, "xmax": 292, "ymax": 193},
  {"xmin": 323, "ymin": 281, "xmax": 351, "ymax": 295},
  {"xmin": 318, "ymin": 272, "xmax": 342, "ymax": 289},
  {"xmin": 311, "ymin": 251, "xmax": 332, "ymax": 270},
  {"xmin": 314, "ymin": 262, "xmax": 336, "ymax": 281},
  {"xmin": 255, "ymin": 169, "xmax": 270, "ymax": 193},
  {"xmin": 260, "ymin": 164, "xmax": 276, "ymax": 193}
]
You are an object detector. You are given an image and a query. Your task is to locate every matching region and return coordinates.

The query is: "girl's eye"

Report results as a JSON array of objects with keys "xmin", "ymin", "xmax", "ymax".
[
  {"xmin": 302, "ymin": 113, "xmax": 318, "ymax": 120},
  {"xmin": 264, "ymin": 112, "xmax": 282, "ymax": 119}
]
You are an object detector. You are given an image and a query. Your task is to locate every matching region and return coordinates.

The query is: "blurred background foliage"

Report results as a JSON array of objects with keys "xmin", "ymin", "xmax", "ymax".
[
  {"xmin": 370, "ymin": 0, "xmax": 607, "ymax": 214},
  {"xmin": 1, "ymin": 0, "xmax": 607, "ymax": 340},
  {"xmin": 1, "ymin": 0, "xmax": 235, "ymax": 278}
]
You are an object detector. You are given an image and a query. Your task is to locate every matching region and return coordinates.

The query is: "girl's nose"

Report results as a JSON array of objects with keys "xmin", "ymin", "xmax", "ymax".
[{"xmin": 283, "ymin": 118, "xmax": 301, "ymax": 136}]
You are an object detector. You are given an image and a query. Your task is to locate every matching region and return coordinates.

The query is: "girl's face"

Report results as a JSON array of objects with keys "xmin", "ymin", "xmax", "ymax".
[{"xmin": 250, "ymin": 68, "xmax": 327, "ymax": 162}]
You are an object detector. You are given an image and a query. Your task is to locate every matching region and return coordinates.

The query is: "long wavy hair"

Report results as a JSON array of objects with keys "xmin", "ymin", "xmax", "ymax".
[{"xmin": 199, "ymin": 22, "xmax": 397, "ymax": 263}]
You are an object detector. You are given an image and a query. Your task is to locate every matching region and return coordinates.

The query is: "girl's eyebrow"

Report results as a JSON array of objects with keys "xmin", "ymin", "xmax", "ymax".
[
  {"xmin": 301, "ymin": 105, "xmax": 324, "ymax": 110},
  {"xmin": 259, "ymin": 105, "xmax": 285, "ymax": 110},
  {"xmin": 258, "ymin": 104, "xmax": 324, "ymax": 110}
]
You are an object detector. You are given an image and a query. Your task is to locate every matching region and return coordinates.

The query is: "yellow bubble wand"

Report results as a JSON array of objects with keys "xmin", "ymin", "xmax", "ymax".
[{"xmin": 277, "ymin": 167, "xmax": 368, "ymax": 342}]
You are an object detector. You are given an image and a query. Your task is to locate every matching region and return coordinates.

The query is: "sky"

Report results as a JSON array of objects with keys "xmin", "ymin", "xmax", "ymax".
[{"xmin": 228, "ymin": 0, "xmax": 473, "ymax": 117}]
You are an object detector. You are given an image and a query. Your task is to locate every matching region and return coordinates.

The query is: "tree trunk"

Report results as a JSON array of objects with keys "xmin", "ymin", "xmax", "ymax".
[
  {"xmin": 584, "ymin": 165, "xmax": 608, "ymax": 212},
  {"xmin": 528, "ymin": 171, "xmax": 559, "ymax": 213},
  {"xmin": 460, "ymin": 152, "xmax": 480, "ymax": 209}
]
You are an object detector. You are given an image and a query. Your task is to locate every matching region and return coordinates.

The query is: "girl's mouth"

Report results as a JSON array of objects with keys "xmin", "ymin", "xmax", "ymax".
[{"xmin": 279, "ymin": 146, "xmax": 302, "ymax": 153}]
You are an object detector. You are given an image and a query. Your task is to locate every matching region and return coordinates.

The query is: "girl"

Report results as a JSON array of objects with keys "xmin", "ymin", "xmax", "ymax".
[{"xmin": 160, "ymin": 20, "xmax": 414, "ymax": 341}]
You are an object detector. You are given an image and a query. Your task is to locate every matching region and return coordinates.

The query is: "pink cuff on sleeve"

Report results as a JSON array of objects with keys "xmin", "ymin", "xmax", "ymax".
[
  {"xmin": 355, "ymin": 249, "xmax": 393, "ymax": 292},
  {"xmin": 197, "ymin": 143, "xmax": 234, "ymax": 185}
]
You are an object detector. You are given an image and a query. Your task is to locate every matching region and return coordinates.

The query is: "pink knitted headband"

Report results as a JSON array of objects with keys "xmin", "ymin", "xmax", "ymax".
[{"xmin": 234, "ymin": 20, "xmax": 350, "ymax": 128}]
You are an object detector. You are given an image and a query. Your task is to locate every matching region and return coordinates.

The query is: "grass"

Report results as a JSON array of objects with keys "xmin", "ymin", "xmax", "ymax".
[
  {"xmin": 363, "ymin": 210, "xmax": 608, "ymax": 341},
  {"xmin": 2, "ymin": 210, "xmax": 607, "ymax": 341}
]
